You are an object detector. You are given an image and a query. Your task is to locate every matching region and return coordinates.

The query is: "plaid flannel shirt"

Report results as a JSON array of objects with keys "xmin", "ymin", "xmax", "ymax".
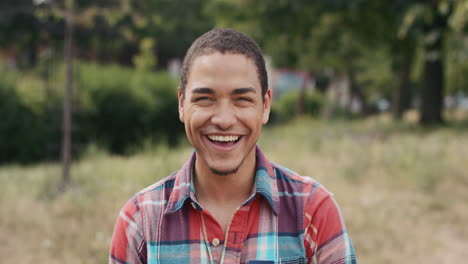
[{"xmin": 110, "ymin": 146, "xmax": 356, "ymax": 264}]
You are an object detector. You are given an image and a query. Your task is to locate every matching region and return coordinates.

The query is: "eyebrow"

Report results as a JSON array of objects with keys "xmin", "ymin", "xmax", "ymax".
[
  {"xmin": 191, "ymin": 87, "xmax": 257, "ymax": 95},
  {"xmin": 192, "ymin": 87, "xmax": 215, "ymax": 94},
  {"xmin": 232, "ymin": 87, "xmax": 256, "ymax": 95}
]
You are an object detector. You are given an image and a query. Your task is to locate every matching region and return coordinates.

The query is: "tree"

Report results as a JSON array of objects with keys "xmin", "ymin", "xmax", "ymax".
[
  {"xmin": 130, "ymin": 0, "xmax": 215, "ymax": 67},
  {"xmin": 0, "ymin": 1, "xmax": 43, "ymax": 68},
  {"xmin": 206, "ymin": 1, "xmax": 400, "ymax": 116},
  {"xmin": 400, "ymin": 0, "xmax": 462, "ymax": 125},
  {"xmin": 58, "ymin": 0, "xmax": 74, "ymax": 192},
  {"xmin": 420, "ymin": 2, "xmax": 450, "ymax": 124}
]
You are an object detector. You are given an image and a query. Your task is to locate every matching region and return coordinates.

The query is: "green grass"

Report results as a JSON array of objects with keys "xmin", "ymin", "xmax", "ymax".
[{"xmin": 1, "ymin": 117, "xmax": 468, "ymax": 263}]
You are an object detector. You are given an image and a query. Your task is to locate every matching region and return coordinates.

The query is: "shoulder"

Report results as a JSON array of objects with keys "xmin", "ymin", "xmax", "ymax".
[
  {"xmin": 120, "ymin": 171, "xmax": 179, "ymax": 218},
  {"xmin": 271, "ymin": 164, "xmax": 356, "ymax": 262},
  {"xmin": 110, "ymin": 172, "xmax": 181, "ymax": 263},
  {"xmin": 271, "ymin": 162, "xmax": 333, "ymax": 203}
]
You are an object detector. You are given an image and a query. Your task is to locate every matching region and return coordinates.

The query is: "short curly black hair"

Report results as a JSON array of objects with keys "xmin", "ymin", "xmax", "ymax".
[{"xmin": 179, "ymin": 28, "xmax": 268, "ymax": 98}]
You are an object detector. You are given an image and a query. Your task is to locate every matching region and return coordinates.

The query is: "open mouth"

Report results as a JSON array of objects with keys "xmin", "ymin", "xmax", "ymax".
[{"xmin": 206, "ymin": 135, "xmax": 241, "ymax": 146}]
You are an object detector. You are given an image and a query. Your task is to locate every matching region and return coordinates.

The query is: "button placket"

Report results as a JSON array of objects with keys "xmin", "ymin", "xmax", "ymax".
[
  {"xmin": 199, "ymin": 209, "xmax": 226, "ymax": 264},
  {"xmin": 227, "ymin": 206, "xmax": 248, "ymax": 248}
]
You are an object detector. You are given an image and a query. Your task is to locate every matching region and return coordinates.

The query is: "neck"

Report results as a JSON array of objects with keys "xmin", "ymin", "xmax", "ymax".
[{"xmin": 194, "ymin": 153, "xmax": 257, "ymax": 206}]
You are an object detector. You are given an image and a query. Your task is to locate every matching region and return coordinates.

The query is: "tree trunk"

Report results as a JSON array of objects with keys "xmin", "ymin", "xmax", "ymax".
[
  {"xmin": 59, "ymin": 0, "xmax": 74, "ymax": 193},
  {"xmin": 420, "ymin": 42, "xmax": 444, "ymax": 124},
  {"xmin": 392, "ymin": 47, "xmax": 414, "ymax": 120},
  {"xmin": 419, "ymin": 1, "xmax": 450, "ymax": 125}
]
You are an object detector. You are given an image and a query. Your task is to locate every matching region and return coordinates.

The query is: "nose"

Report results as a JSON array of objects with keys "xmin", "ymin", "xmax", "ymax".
[{"xmin": 211, "ymin": 101, "xmax": 236, "ymax": 130}]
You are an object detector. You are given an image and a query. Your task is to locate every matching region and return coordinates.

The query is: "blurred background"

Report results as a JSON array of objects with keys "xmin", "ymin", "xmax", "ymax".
[{"xmin": 0, "ymin": 0, "xmax": 467, "ymax": 263}]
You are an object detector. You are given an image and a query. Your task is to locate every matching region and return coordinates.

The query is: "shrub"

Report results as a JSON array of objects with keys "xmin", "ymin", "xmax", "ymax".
[
  {"xmin": 0, "ymin": 61, "xmax": 184, "ymax": 163},
  {"xmin": 76, "ymin": 62, "xmax": 183, "ymax": 154},
  {"xmin": 270, "ymin": 90, "xmax": 325, "ymax": 123},
  {"xmin": 0, "ymin": 70, "xmax": 47, "ymax": 164}
]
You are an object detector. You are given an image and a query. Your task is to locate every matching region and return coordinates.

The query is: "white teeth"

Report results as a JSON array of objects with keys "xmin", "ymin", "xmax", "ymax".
[{"xmin": 207, "ymin": 135, "xmax": 240, "ymax": 142}]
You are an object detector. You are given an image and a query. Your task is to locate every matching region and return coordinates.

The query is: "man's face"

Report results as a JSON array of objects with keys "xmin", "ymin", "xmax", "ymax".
[{"xmin": 178, "ymin": 52, "xmax": 271, "ymax": 176}]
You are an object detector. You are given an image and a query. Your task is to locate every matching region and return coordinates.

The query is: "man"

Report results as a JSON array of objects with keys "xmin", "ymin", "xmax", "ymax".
[{"xmin": 110, "ymin": 28, "xmax": 356, "ymax": 264}]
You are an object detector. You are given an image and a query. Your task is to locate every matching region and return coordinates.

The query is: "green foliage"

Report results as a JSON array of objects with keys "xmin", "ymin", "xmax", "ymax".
[
  {"xmin": 127, "ymin": 0, "xmax": 215, "ymax": 65},
  {"xmin": 270, "ymin": 90, "xmax": 324, "ymax": 123},
  {"xmin": 0, "ymin": 61, "xmax": 183, "ymax": 164},
  {"xmin": 0, "ymin": 68, "xmax": 47, "ymax": 163},
  {"xmin": 449, "ymin": 0, "xmax": 468, "ymax": 32},
  {"xmin": 76, "ymin": 62, "xmax": 183, "ymax": 154},
  {"xmin": 446, "ymin": 33, "xmax": 468, "ymax": 94},
  {"xmin": 133, "ymin": 37, "xmax": 157, "ymax": 72}
]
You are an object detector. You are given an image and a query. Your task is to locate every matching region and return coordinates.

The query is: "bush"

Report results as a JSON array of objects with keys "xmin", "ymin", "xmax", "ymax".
[
  {"xmin": 270, "ymin": 90, "xmax": 325, "ymax": 123},
  {"xmin": 0, "ymin": 61, "xmax": 184, "ymax": 163},
  {"xmin": 77, "ymin": 62, "xmax": 184, "ymax": 154},
  {"xmin": 0, "ymin": 70, "xmax": 47, "ymax": 164}
]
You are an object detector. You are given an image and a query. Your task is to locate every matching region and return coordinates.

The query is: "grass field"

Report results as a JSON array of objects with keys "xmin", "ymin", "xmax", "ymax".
[{"xmin": 1, "ymin": 116, "xmax": 468, "ymax": 263}]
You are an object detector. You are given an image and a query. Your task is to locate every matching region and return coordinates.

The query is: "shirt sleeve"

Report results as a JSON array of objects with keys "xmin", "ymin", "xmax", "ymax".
[
  {"xmin": 303, "ymin": 195, "xmax": 356, "ymax": 264},
  {"xmin": 109, "ymin": 198, "xmax": 147, "ymax": 264}
]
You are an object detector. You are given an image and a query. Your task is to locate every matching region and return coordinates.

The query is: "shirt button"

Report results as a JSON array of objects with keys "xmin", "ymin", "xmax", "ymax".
[{"xmin": 212, "ymin": 238, "xmax": 220, "ymax": 247}]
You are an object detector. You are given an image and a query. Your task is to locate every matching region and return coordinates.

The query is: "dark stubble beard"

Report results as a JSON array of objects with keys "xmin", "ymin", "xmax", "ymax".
[
  {"xmin": 201, "ymin": 139, "xmax": 258, "ymax": 176},
  {"xmin": 208, "ymin": 143, "xmax": 257, "ymax": 176}
]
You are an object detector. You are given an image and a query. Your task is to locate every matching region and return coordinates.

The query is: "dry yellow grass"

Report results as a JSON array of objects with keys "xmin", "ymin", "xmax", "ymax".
[{"xmin": 1, "ymin": 117, "xmax": 467, "ymax": 263}]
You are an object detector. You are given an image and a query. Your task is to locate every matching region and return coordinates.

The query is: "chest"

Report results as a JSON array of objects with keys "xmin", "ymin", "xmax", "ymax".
[{"xmin": 143, "ymin": 198, "xmax": 307, "ymax": 264}]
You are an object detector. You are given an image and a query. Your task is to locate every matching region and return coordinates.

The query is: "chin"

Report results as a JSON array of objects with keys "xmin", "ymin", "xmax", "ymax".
[{"xmin": 209, "ymin": 166, "xmax": 239, "ymax": 176}]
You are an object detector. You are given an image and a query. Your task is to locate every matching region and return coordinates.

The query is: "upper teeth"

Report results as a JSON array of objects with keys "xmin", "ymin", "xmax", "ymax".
[{"xmin": 208, "ymin": 135, "xmax": 239, "ymax": 142}]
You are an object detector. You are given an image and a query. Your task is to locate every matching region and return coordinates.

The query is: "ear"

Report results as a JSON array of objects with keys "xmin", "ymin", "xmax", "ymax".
[
  {"xmin": 262, "ymin": 89, "xmax": 272, "ymax": 124},
  {"xmin": 178, "ymin": 88, "xmax": 185, "ymax": 123}
]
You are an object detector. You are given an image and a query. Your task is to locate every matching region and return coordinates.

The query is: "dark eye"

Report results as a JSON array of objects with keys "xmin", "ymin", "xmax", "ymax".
[
  {"xmin": 193, "ymin": 97, "xmax": 211, "ymax": 102},
  {"xmin": 237, "ymin": 97, "xmax": 253, "ymax": 102}
]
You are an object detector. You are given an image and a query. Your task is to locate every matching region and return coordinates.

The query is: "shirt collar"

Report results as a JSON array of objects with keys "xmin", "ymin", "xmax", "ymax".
[{"xmin": 165, "ymin": 145, "xmax": 279, "ymax": 215}]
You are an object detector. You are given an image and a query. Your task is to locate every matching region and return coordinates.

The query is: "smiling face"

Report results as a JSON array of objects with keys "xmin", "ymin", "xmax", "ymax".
[{"xmin": 179, "ymin": 52, "xmax": 271, "ymax": 177}]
